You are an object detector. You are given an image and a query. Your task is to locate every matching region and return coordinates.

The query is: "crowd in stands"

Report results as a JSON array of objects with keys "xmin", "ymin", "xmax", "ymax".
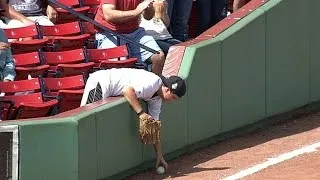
[{"xmin": 0, "ymin": 0, "xmax": 251, "ymax": 117}]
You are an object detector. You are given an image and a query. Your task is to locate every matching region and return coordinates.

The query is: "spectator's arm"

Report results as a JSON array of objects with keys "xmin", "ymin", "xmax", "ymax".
[
  {"xmin": 0, "ymin": 1, "xmax": 34, "ymax": 25},
  {"xmin": 102, "ymin": 4, "xmax": 141, "ymax": 23},
  {"xmin": 3, "ymin": 49, "xmax": 16, "ymax": 81}
]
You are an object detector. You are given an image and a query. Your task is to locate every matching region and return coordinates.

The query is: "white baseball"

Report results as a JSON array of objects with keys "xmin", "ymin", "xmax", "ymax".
[{"xmin": 156, "ymin": 166, "xmax": 165, "ymax": 175}]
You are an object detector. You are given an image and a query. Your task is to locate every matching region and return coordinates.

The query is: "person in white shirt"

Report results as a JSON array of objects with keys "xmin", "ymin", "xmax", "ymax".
[
  {"xmin": 80, "ymin": 68, "xmax": 186, "ymax": 170},
  {"xmin": 139, "ymin": 0, "xmax": 181, "ymax": 55}
]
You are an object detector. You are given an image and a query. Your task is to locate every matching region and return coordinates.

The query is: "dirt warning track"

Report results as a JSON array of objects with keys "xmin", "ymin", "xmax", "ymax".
[{"xmin": 128, "ymin": 111, "xmax": 320, "ymax": 180}]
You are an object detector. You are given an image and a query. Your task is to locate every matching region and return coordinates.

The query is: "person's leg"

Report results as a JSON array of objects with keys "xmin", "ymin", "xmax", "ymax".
[
  {"xmin": 156, "ymin": 38, "xmax": 181, "ymax": 55},
  {"xmin": 197, "ymin": 0, "xmax": 213, "ymax": 36},
  {"xmin": 156, "ymin": 40, "xmax": 171, "ymax": 56},
  {"xmin": 96, "ymin": 32, "xmax": 118, "ymax": 49},
  {"xmin": 211, "ymin": 0, "xmax": 227, "ymax": 26},
  {"xmin": 127, "ymin": 28, "xmax": 165, "ymax": 75},
  {"xmin": 28, "ymin": 16, "xmax": 54, "ymax": 26},
  {"xmin": 166, "ymin": 0, "xmax": 175, "ymax": 19},
  {"xmin": 3, "ymin": 18, "xmax": 25, "ymax": 28},
  {"xmin": 233, "ymin": 0, "xmax": 247, "ymax": 12},
  {"xmin": 169, "ymin": 0, "xmax": 193, "ymax": 42}
]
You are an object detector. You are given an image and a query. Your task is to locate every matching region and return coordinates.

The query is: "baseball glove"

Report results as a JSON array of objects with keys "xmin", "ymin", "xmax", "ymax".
[{"xmin": 139, "ymin": 116, "xmax": 161, "ymax": 144}]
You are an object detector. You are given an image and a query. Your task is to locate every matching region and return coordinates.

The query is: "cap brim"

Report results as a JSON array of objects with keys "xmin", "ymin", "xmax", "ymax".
[{"xmin": 160, "ymin": 75, "xmax": 171, "ymax": 89}]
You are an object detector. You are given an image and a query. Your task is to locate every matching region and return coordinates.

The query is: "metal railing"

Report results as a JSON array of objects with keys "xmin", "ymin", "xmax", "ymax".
[{"xmin": 48, "ymin": 0, "xmax": 159, "ymax": 54}]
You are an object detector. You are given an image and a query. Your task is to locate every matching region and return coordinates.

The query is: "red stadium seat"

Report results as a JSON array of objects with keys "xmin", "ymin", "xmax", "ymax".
[
  {"xmin": 54, "ymin": 0, "xmax": 90, "ymax": 23},
  {"xmin": 0, "ymin": 79, "xmax": 58, "ymax": 120},
  {"xmin": 43, "ymin": 48, "xmax": 94, "ymax": 77},
  {"xmin": 39, "ymin": 21, "xmax": 90, "ymax": 51},
  {"xmin": 81, "ymin": 21, "xmax": 98, "ymax": 48},
  {"xmin": 82, "ymin": 0, "xmax": 100, "ymax": 18},
  {"xmin": 86, "ymin": 45, "xmax": 137, "ymax": 69},
  {"xmin": 4, "ymin": 25, "xmax": 48, "ymax": 54},
  {"xmin": 13, "ymin": 50, "xmax": 50, "ymax": 80},
  {"xmin": 42, "ymin": 75, "xmax": 85, "ymax": 112}
]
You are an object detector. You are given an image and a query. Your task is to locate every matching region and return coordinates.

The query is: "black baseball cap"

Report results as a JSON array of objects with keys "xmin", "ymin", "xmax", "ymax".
[{"xmin": 160, "ymin": 75, "xmax": 186, "ymax": 97}]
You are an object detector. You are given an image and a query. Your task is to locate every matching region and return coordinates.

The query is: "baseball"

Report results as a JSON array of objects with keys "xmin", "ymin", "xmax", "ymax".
[{"xmin": 156, "ymin": 166, "xmax": 165, "ymax": 175}]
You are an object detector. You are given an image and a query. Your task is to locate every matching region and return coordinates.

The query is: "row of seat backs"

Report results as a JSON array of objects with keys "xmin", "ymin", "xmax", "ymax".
[
  {"xmin": 4, "ymin": 21, "xmax": 97, "ymax": 53},
  {"xmin": 52, "ymin": 0, "xmax": 100, "ymax": 22},
  {"xmin": 0, "ymin": 75, "xmax": 85, "ymax": 120},
  {"xmin": 12, "ymin": 45, "xmax": 138, "ymax": 80}
]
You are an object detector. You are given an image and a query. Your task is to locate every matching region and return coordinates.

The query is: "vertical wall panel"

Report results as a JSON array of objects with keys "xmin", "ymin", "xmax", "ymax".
[
  {"xmin": 262, "ymin": 0, "xmax": 309, "ymax": 116},
  {"xmin": 218, "ymin": 10, "xmax": 266, "ymax": 132}
]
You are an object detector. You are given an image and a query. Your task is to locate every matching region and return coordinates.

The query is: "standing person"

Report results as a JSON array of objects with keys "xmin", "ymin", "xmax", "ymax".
[
  {"xmin": 166, "ymin": 0, "xmax": 193, "ymax": 42},
  {"xmin": 197, "ymin": 0, "xmax": 227, "ymax": 36},
  {"xmin": 0, "ymin": 28, "xmax": 15, "ymax": 82},
  {"xmin": 140, "ymin": 0, "xmax": 181, "ymax": 55},
  {"xmin": 80, "ymin": 68, "xmax": 187, "ymax": 170},
  {"xmin": 94, "ymin": 0, "xmax": 166, "ymax": 75}
]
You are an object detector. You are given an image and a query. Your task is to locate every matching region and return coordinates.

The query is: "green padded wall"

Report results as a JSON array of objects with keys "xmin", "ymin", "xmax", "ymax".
[
  {"xmin": 18, "ymin": 119, "xmax": 78, "ymax": 180},
  {"xmin": 217, "ymin": 10, "xmax": 266, "ymax": 132},
  {"xmin": 94, "ymin": 99, "xmax": 142, "ymax": 179},
  {"xmin": 308, "ymin": 0, "xmax": 320, "ymax": 102},
  {"xmin": 77, "ymin": 113, "xmax": 97, "ymax": 180},
  {"xmin": 181, "ymin": 41, "xmax": 222, "ymax": 144},
  {"xmin": 262, "ymin": 0, "xmax": 309, "ymax": 116}
]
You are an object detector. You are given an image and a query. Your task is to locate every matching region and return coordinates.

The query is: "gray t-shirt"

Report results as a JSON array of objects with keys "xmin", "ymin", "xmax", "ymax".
[{"xmin": 9, "ymin": 0, "xmax": 43, "ymax": 16}]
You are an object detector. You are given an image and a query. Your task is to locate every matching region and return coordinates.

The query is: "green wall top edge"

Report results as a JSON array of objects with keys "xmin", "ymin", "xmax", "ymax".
[
  {"xmin": 73, "ymin": 98, "xmax": 128, "ymax": 120},
  {"xmin": 259, "ymin": 0, "xmax": 282, "ymax": 11},
  {"xmin": 0, "ymin": 116, "xmax": 78, "ymax": 126},
  {"xmin": 215, "ymin": 9, "xmax": 265, "ymax": 41}
]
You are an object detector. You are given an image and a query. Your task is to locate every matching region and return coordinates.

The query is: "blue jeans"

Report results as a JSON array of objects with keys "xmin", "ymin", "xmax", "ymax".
[
  {"xmin": 156, "ymin": 38, "xmax": 181, "ymax": 55},
  {"xmin": 95, "ymin": 28, "xmax": 161, "ymax": 63},
  {"xmin": 197, "ymin": 0, "xmax": 227, "ymax": 36},
  {"xmin": 167, "ymin": 0, "xmax": 193, "ymax": 42}
]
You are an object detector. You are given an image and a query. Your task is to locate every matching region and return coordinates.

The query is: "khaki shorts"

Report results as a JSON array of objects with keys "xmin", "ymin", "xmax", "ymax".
[{"xmin": 0, "ymin": 16, "xmax": 54, "ymax": 29}]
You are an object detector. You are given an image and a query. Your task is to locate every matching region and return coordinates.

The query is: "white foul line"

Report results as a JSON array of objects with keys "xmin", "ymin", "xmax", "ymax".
[{"xmin": 222, "ymin": 142, "xmax": 320, "ymax": 180}]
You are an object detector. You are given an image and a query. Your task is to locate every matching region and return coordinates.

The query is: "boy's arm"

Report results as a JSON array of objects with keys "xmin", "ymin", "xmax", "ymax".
[
  {"xmin": 3, "ymin": 49, "xmax": 16, "ymax": 81},
  {"xmin": 153, "ymin": 140, "xmax": 168, "ymax": 169}
]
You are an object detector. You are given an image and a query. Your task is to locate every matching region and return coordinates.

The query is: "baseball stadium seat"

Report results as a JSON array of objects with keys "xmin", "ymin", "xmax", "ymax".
[
  {"xmin": 39, "ymin": 21, "xmax": 90, "ymax": 51},
  {"xmin": 82, "ymin": 0, "xmax": 100, "ymax": 19},
  {"xmin": 0, "ymin": 79, "xmax": 58, "ymax": 120},
  {"xmin": 13, "ymin": 50, "xmax": 50, "ymax": 80},
  {"xmin": 42, "ymin": 75, "xmax": 85, "ymax": 113},
  {"xmin": 43, "ymin": 48, "xmax": 94, "ymax": 77},
  {"xmin": 4, "ymin": 25, "xmax": 48, "ymax": 54},
  {"xmin": 54, "ymin": 0, "xmax": 90, "ymax": 23},
  {"xmin": 86, "ymin": 45, "xmax": 137, "ymax": 69}
]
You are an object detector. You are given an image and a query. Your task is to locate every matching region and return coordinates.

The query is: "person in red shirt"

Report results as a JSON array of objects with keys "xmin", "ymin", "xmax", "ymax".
[{"xmin": 95, "ymin": 0, "xmax": 166, "ymax": 75}]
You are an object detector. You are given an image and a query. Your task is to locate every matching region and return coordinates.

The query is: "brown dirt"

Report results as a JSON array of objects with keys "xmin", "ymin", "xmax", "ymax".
[{"xmin": 128, "ymin": 111, "xmax": 320, "ymax": 180}]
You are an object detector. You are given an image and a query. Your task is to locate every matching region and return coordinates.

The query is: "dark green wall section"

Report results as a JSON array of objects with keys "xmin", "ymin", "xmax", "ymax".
[
  {"xmin": 18, "ymin": 119, "xmax": 78, "ymax": 180},
  {"xmin": 263, "ymin": 0, "xmax": 309, "ymax": 116},
  {"xmin": 1, "ymin": 0, "xmax": 319, "ymax": 179},
  {"xmin": 218, "ymin": 10, "xmax": 266, "ymax": 132},
  {"xmin": 308, "ymin": 1, "xmax": 320, "ymax": 102}
]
